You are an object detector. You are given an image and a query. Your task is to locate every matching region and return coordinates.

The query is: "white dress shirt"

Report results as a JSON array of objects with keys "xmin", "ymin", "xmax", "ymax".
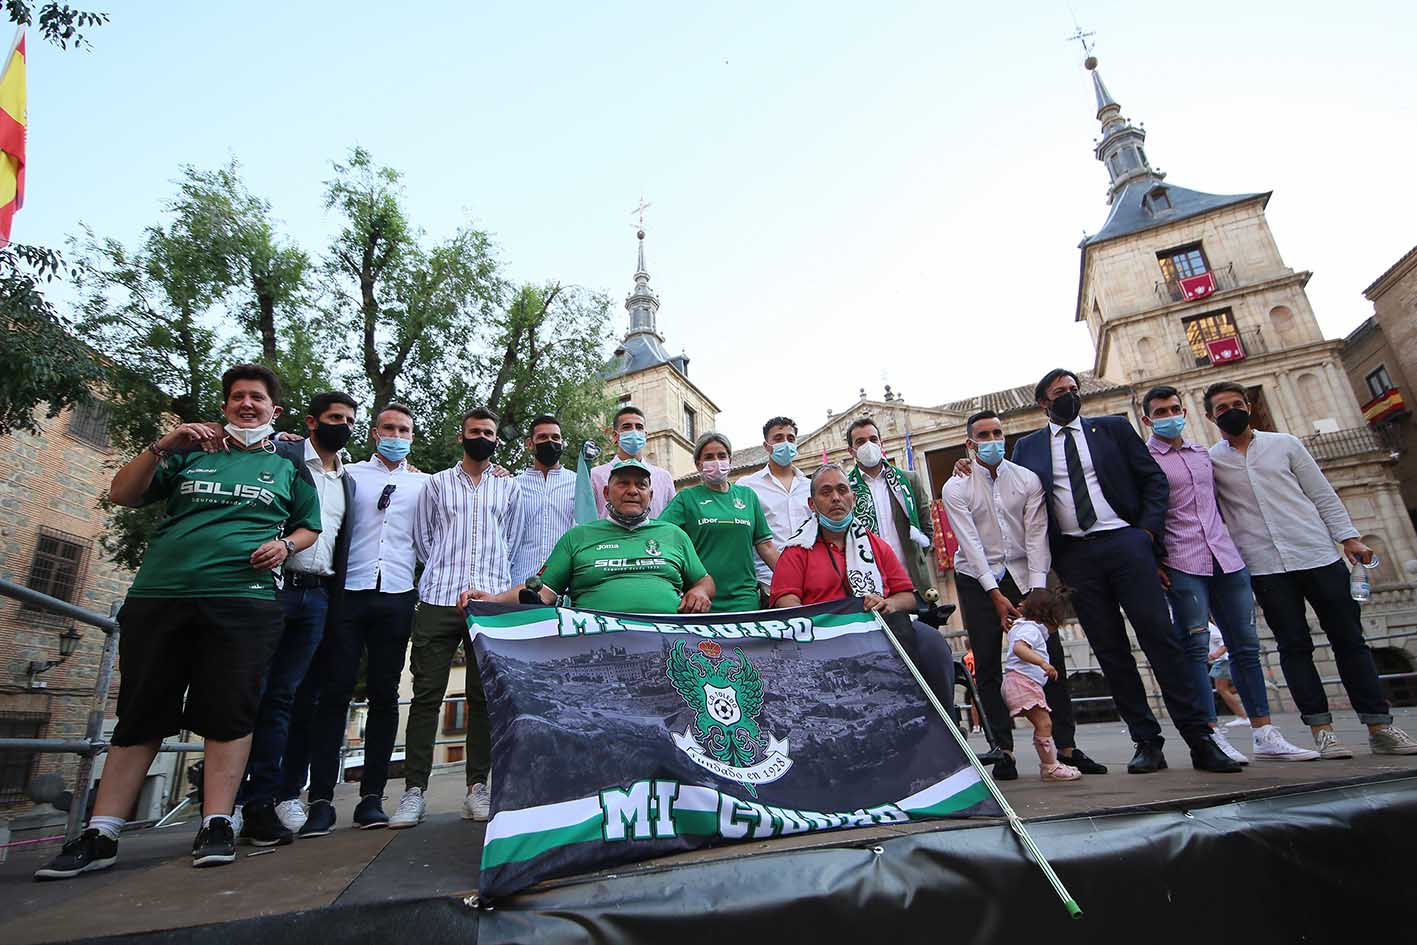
[
  {"xmin": 941, "ymin": 459, "xmax": 1050, "ymax": 593},
  {"xmin": 344, "ymin": 457, "xmax": 429, "ymax": 593},
  {"xmin": 1047, "ymin": 419, "xmax": 1128, "ymax": 537},
  {"xmin": 285, "ymin": 440, "xmax": 346, "ymax": 576},
  {"xmin": 1208, "ymin": 430, "xmax": 1359, "ymax": 576},
  {"xmin": 510, "ymin": 465, "xmax": 577, "ymax": 583},
  {"xmin": 741, "ymin": 464, "xmax": 812, "ymax": 584},
  {"xmin": 589, "ymin": 457, "xmax": 677, "ymax": 518},
  {"xmin": 415, "ymin": 463, "xmax": 524, "ymax": 606},
  {"xmin": 862, "ymin": 466, "xmax": 909, "ymax": 570}
]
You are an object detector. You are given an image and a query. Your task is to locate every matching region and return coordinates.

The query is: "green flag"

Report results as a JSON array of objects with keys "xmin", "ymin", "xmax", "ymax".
[{"xmin": 574, "ymin": 440, "xmax": 600, "ymax": 524}]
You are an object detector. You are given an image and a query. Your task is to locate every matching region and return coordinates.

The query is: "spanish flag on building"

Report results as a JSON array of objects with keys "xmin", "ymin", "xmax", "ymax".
[{"xmin": 0, "ymin": 29, "xmax": 26, "ymax": 244}]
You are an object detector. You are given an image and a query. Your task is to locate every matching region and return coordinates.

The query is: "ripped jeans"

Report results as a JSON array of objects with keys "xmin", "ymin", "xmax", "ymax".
[{"xmin": 1165, "ymin": 561, "xmax": 1268, "ymax": 722}]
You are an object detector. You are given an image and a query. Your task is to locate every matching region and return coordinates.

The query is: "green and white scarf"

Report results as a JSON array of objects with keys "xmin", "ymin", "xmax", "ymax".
[
  {"xmin": 848, "ymin": 463, "xmax": 921, "ymax": 536},
  {"xmin": 785, "ymin": 517, "xmax": 884, "ymax": 598}
]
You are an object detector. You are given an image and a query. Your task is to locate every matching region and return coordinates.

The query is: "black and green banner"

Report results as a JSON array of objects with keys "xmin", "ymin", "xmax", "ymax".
[{"xmin": 467, "ymin": 599, "xmax": 1000, "ymax": 899}]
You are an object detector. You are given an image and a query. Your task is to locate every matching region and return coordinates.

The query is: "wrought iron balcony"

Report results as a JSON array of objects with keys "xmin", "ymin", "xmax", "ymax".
[
  {"xmin": 1302, "ymin": 425, "xmax": 1403, "ymax": 462},
  {"xmin": 1155, "ymin": 262, "xmax": 1237, "ymax": 305}
]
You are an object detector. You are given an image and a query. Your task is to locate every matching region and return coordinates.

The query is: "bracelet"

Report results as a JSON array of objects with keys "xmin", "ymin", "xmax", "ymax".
[{"xmin": 146, "ymin": 441, "xmax": 170, "ymax": 460}]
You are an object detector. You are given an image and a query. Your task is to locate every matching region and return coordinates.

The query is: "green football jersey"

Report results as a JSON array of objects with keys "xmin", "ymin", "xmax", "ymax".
[
  {"xmin": 539, "ymin": 518, "xmax": 707, "ymax": 615},
  {"xmin": 659, "ymin": 483, "xmax": 772, "ymax": 612},
  {"xmin": 127, "ymin": 447, "xmax": 322, "ymax": 600}
]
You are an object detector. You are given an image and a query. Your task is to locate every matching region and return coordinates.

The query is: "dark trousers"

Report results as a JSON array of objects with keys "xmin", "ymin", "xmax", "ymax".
[
  {"xmin": 300, "ymin": 589, "xmax": 417, "ymax": 802},
  {"xmin": 957, "ymin": 572, "xmax": 1076, "ymax": 752},
  {"xmin": 240, "ymin": 587, "xmax": 329, "ymax": 807},
  {"xmin": 1053, "ymin": 526, "xmax": 1213, "ymax": 745},
  {"xmin": 882, "ymin": 613, "xmax": 955, "ymax": 715},
  {"xmin": 1250, "ymin": 559, "xmax": 1392, "ymax": 726}
]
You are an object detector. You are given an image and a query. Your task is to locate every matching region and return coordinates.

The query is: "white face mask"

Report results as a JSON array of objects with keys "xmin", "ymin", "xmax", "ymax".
[
  {"xmin": 225, "ymin": 421, "xmax": 274, "ymax": 448},
  {"xmin": 701, "ymin": 459, "xmax": 731, "ymax": 484},
  {"xmin": 855, "ymin": 441, "xmax": 883, "ymax": 469}
]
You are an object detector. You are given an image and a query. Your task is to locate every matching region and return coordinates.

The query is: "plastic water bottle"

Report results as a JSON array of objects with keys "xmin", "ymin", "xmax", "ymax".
[{"xmin": 1349, "ymin": 555, "xmax": 1380, "ymax": 602}]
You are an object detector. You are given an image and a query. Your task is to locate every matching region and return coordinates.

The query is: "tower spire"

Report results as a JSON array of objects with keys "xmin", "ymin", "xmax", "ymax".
[
  {"xmin": 1084, "ymin": 54, "xmax": 1163, "ymax": 203},
  {"xmin": 625, "ymin": 226, "xmax": 661, "ymax": 339}
]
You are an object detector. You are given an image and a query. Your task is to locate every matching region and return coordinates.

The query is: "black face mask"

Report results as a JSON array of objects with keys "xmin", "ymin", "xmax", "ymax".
[
  {"xmin": 1215, "ymin": 408, "xmax": 1251, "ymax": 436},
  {"xmin": 533, "ymin": 441, "xmax": 565, "ymax": 467},
  {"xmin": 1047, "ymin": 391, "xmax": 1082, "ymax": 425},
  {"xmin": 463, "ymin": 436, "xmax": 497, "ymax": 462},
  {"xmin": 313, "ymin": 421, "xmax": 353, "ymax": 451}
]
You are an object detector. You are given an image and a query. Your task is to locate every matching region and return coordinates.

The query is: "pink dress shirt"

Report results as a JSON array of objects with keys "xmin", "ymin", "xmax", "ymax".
[{"xmin": 1147, "ymin": 436, "xmax": 1246, "ymax": 577}]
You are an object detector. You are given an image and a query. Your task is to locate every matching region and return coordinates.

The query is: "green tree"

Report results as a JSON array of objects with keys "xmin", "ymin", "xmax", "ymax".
[
  {"xmin": 4, "ymin": 2, "xmax": 108, "ymax": 48},
  {"xmin": 0, "ymin": 4, "xmax": 111, "ymax": 432},
  {"xmin": 1, "ymin": 243, "xmax": 103, "ymax": 432}
]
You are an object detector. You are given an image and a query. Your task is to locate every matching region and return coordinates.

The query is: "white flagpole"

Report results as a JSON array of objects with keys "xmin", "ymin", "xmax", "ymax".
[{"xmin": 871, "ymin": 609, "xmax": 1083, "ymax": 919}]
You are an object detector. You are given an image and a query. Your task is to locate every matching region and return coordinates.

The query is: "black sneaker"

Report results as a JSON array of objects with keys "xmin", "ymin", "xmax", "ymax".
[
  {"xmin": 299, "ymin": 799, "xmax": 337, "ymax": 838},
  {"xmin": 353, "ymin": 794, "xmax": 389, "ymax": 829},
  {"xmin": 992, "ymin": 753, "xmax": 1019, "ymax": 781},
  {"xmin": 33, "ymin": 829, "xmax": 118, "ymax": 881},
  {"xmin": 192, "ymin": 818, "xmax": 238, "ymax": 868},
  {"xmin": 240, "ymin": 802, "xmax": 294, "ymax": 847}
]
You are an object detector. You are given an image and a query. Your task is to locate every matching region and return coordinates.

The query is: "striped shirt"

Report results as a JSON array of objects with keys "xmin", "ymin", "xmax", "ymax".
[
  {"xmin": 414, "ymin": 463, "xmax": 524, "ymax": 606},
  {"xmin": 509, "ymin": 465, "xmax": 577, "ymax": 583}
]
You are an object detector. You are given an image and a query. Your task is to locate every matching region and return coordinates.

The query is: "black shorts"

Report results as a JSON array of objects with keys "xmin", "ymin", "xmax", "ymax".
[{"xmin": 111, "ymin": 597, "xmax": 284, "ymax": 746}]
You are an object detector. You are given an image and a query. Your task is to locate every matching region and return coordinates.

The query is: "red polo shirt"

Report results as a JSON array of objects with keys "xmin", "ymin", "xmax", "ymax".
[{"xmin": 770, "ymin": 533, "xmax": 913, "ymax": 605}]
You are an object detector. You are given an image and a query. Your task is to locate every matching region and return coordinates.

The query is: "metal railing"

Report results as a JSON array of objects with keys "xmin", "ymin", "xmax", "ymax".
[
  {"xmin": 1302, "ymin": 426, "xmax": 1400, "ymax": 462},
  {"xmin": 1172, "ymin": 326, "xmax": 1268, "ymax": 372},
  {"xmin": 1154, "ymin": 262, "xmax": 1238, "ymax": 306}
]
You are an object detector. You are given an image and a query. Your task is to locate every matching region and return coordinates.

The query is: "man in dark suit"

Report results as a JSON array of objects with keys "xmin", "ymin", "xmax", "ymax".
[
  {"xmin": 1010, "ymin": 369, "xmax": 1238, "ymax": 775},
  {"xmin": 237, "ymin": 391, "xmax": 360, "ymax": 844}
]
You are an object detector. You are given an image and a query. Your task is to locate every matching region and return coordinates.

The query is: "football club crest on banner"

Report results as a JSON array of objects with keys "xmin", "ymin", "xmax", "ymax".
[{"xmin": 668, "ymin": 639, "xmax": 791, "ymax": 796}]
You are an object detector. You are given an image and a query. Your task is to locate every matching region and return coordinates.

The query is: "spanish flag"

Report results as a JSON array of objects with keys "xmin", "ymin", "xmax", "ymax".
[{"xmin": 0, "ymin": 29, "xmax": 25, "ymax": 244}]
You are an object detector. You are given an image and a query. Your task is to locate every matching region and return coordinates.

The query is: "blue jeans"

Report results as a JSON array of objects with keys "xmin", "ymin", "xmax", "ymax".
[
  {"xmin": 1165, "ymin": 562, "xmax": 1268, "ymax": 723},
  {"xmin": 241, "ymin": 586, "xmax": 329, "ymax": 807}
]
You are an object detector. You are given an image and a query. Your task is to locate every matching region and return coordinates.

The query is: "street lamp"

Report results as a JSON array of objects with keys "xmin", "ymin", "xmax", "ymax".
[{"xmin": 28, "ymin": 625, "xmax": 83, "ymax": 683}]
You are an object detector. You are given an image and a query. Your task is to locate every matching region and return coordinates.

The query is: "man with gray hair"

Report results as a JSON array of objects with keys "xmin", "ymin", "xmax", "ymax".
[{"xmin": 771, "ymin": 463, "xmax": 955, "ymax": 712}]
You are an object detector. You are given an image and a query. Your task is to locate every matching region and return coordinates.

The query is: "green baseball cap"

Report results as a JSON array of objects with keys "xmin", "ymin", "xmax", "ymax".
[{"xmin": 608, "ymin": 458, "xmax": 652, "ymax": 479}]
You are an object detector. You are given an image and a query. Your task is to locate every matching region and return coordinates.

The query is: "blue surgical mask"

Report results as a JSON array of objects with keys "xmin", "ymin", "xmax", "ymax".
[
  {"xmin": 377, "ymin": 437, "xmax": 412, "ymax": 461},
  {"xmin": 1151, "ymin": 416, "xmax": 1186, "ymax": 440},
  {"xmin": 818, "ymin": 511, "xmax": 854, "ymax": 533},
  {"xmin": 975, "ymin": 441, "xmax": 1005, "ymax": 466},
  {"xmin": 771, "ymin": 441, "xmax": 798, "ymax": 466},
  {"xmin": 619, "ymin": 430, "xmax": 647, "ymax": 456}
]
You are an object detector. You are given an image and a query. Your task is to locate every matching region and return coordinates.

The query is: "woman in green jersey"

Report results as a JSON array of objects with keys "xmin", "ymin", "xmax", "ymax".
[{"xmin": 659, "ymin": 432, "xmax": 779, "ymax": 612}]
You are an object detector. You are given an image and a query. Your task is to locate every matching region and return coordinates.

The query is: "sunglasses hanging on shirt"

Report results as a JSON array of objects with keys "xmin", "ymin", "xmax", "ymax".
[{"xmin": 378, "ymin": 483, "xmax": 397, "ymax": 511}]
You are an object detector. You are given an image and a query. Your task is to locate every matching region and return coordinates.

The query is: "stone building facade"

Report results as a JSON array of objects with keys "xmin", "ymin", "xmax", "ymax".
[
  {"xmin": 1339, "ymin": 246, "xmax": 1417, "ymax": 530},
  {"xmin": 720, "ymin": 58, "xmax": 1417, "ymax": 717},
  {"xmin": 0, "ymin": 400, "xmax": 132, "ymax": 823}
]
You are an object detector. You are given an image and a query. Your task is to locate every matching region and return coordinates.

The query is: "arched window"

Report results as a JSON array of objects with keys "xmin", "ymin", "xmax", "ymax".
[
  {"xmin": 1361, "ymin": 534, "xmax": 1392, "ymax": 583},
  {"xmin": 1135, "ymin": 335, "xmax": 1159, "ymax": 377},
  {"xmin": 1269, "ymin": 305, "xmax": 1298, "ymax": 346},
  {"xmin": 1372, "ymin": 647, "xmax": 1417, "ymax": 707}
]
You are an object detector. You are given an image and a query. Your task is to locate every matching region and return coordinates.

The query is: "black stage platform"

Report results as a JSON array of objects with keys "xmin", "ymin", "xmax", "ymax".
[{"xmin": 4, "ymin": 716, "xmax": 1416, "ymax": 945}]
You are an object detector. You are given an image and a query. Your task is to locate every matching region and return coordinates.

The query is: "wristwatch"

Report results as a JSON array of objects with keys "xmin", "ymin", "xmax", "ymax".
[{"xmin": 281, "ymin": 538, "xmax": 296, "ymax": 558}]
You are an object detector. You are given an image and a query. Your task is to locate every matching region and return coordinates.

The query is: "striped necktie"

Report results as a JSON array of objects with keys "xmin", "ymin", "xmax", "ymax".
[{"xmin": 1060, "ymin": 426, "xmax": 1098, "ymax": 532}]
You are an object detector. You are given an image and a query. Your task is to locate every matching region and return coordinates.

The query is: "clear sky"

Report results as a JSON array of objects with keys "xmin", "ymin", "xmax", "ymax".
[{"xmin": 21, "ymin": 0, "xmax": 1417, "ymax": 446}]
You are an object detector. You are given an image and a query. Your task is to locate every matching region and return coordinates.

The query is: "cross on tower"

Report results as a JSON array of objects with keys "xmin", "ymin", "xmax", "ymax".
[
  {"xmin": 1065, "ymin": 22, "xmax": 1095, "ymax": 58},
  {"xmin": 631, "ymin": 196, "xmax": 652, "ymax": 228}
]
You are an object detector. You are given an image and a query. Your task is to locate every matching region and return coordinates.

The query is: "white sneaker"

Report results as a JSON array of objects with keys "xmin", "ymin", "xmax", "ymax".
[
  {"xmin": 1370, "ymin": 725, "xmax": 1417, "ymax": 755},
  {"xmin": 1314, "ymin": 729, "xmax": 1354, "ymax": 759},
  {"xmin": 463, "ymin": 782, "xmax": 491, "ymax": 822},
  {"xmin": 1211, "ymin": 728, "xmax": 1249, "ymax": 765},
  {"xmin": 388, "ymin": 788, "xmax": 426, "ymax": 829},
  {"xmin": 230, "ymin": 806, "xmax": 244, "ymax": 839},
  {"xmin": 275, "ymin": 799, "xmax": 308, "ymax": 832},
  {"xmin": 1224, "ymin": 717, "xmax": 1250, "ymax": 728},
  {"xmin": 1251, "ymin": 724, "xmax": 1320, "ymax": 762}
]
